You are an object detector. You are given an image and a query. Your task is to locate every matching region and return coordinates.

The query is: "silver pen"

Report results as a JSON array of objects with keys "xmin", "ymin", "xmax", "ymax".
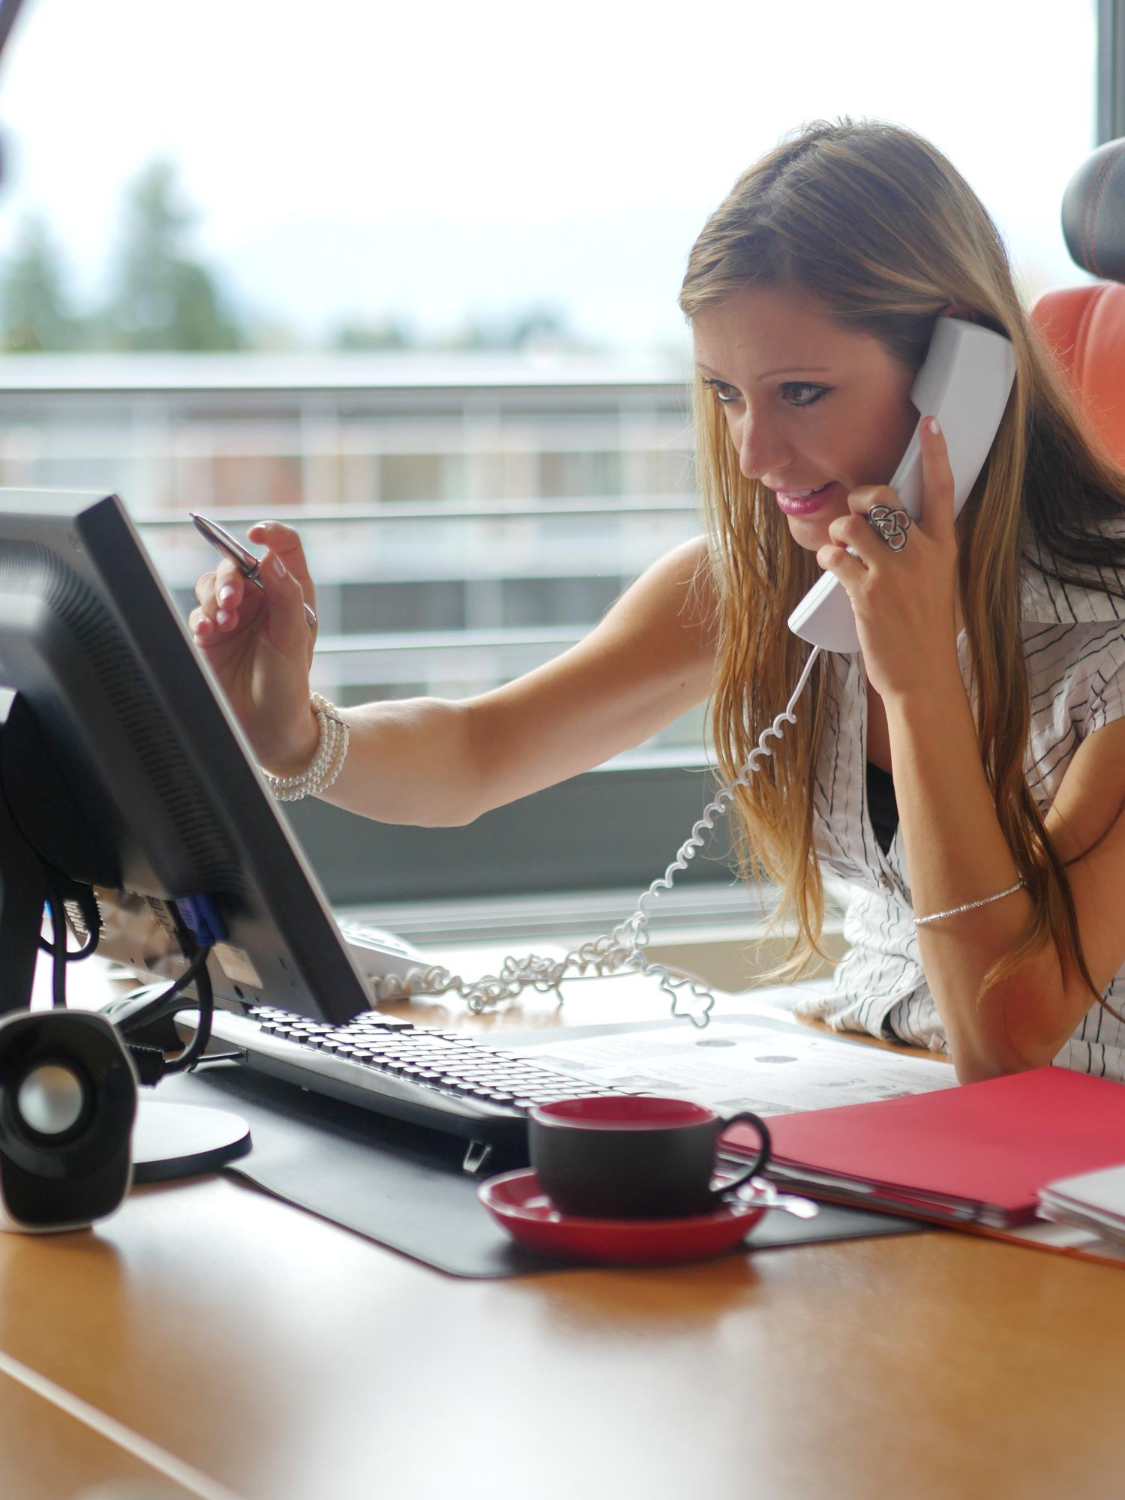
[{"xmin": 190, "ymin": 512, "xmax": 318, "ymax": 630}]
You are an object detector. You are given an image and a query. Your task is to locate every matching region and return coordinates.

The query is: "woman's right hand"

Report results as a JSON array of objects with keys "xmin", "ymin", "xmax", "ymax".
[{"xmin": 189, "ymin": 521, "xmax": 321, "ymax": 774}]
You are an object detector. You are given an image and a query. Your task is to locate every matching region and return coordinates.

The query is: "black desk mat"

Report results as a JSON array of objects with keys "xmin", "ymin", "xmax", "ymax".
[{"xmin": 153, "ymin": 1061, "xmax": 925, "ymax": 1279}]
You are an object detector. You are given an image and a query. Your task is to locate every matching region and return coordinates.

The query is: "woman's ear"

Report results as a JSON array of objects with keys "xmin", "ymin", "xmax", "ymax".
[{"xmin": 940, "ymin": 303, "xmax": 980, "ymax": 322}]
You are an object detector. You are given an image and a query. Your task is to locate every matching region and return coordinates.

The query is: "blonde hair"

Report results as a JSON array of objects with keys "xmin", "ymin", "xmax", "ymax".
[{"xmin": 679, "ymin": 118, "xmax": 1125, "ymax": 1021}]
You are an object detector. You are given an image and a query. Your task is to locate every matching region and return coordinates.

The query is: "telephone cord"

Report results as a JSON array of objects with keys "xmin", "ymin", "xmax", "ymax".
[{"xmin": 369, "ymin": 646, "xmax": 823, "ymax": 1028}]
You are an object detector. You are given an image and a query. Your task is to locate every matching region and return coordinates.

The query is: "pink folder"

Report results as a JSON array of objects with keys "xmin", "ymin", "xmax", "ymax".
[{"xmin": 723, "ymin": 1067, "xmax": 1125, "ymax": 1228}]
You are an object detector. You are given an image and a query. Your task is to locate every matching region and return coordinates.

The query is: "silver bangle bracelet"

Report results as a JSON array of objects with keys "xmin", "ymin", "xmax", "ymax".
[
  {"xmin": 261, "ymin": 694, "xmax": 350, "ymax": 803},
  {"xmin": 914, "ymin": 878, "xmax": 1026, "ymax": 927}
]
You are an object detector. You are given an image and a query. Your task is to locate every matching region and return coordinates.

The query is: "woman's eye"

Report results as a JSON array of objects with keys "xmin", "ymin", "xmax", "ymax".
[
  {"xmin": 703, "ymin": 378, "xmax": 740, "ymax": 406},
  {"xmin": 781, "ymin": 382, "xmax": 830, "ymax": 407}
]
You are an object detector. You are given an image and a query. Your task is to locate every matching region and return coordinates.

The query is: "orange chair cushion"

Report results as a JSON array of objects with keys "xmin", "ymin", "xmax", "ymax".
[{"xmin": 1031, "ymin": 282, "xmax": 1125, "ymax": 468}]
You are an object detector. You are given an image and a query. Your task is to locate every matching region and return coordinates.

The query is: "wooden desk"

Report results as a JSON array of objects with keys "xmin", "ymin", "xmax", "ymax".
[{"xmin": 4, "ymin": 949, "xmax": 1124, "ymax": 1500}]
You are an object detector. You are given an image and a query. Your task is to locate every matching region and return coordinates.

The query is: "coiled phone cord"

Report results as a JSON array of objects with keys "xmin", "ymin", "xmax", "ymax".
[{"xmin": 369, "ymin": 646, "xmax": 823, "ymax": 1028}]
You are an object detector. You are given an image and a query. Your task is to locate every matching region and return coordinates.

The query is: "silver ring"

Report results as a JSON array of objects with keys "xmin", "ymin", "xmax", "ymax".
[{"xmin": 867, "ymin": 505, "xmax": 911, "ymax": 551}]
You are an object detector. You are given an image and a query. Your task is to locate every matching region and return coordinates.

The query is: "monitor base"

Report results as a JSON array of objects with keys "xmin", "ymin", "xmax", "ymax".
[{"xmin": 132, "ymin": 1100, "xmax": 251, "ymax": 1184}]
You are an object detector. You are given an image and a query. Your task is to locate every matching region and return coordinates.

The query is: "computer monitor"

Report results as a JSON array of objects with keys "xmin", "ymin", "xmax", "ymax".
[{"xmin": 0, "ymin": 488, "xmax": 374, "ymax": 1023}]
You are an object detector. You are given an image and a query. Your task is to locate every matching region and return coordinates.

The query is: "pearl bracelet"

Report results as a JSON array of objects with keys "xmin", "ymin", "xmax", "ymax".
[
  {"xmin": 261, "ymin": 694, "xmax": 350, "ymax": 803},
  {"xmin": 914, "ymin": 878, "xmax": 1026, "ymax": 927}
]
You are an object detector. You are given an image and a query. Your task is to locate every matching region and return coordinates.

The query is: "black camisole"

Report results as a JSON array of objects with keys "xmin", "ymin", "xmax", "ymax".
[{"xmin": 865, "ymin": 761, "xmax": 899, "ymax": 856}]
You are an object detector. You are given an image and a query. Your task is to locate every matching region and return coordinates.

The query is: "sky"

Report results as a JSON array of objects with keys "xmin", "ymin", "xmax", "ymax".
[{"xmin": 0, "ymin": 0, "xmax": 1100, "ymax": 350}]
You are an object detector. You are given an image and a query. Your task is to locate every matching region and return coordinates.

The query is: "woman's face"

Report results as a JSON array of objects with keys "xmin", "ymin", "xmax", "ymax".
[{"xmin": 692, "ymin": 285, "xmax": 921, "ymax": 553}]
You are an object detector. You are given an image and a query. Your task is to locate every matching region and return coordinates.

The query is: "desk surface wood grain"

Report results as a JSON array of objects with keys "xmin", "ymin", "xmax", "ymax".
[{"xmin": 6, "ymin": 945, "xmax": 1120, "ymax": 1500}]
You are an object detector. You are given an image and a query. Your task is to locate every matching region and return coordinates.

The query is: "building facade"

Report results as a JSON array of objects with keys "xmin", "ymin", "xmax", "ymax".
[{"xmin": 0, "ymin": 351, "xmax": 709, "ymax": 759}]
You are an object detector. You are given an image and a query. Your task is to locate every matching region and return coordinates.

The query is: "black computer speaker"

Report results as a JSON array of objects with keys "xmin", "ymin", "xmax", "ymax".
[{"xmin": 0, "ymin": 1010, "xmax": 137, "ymax": 1231}]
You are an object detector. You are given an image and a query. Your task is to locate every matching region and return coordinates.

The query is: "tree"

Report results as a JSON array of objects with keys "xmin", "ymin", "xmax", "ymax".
[
  {"xmin": 104, "ymin": 160, "xmax": 244, "ymax": 351},
  {"xmin": 331, "ymin": 314, "xmax": 415, "ymax": 351},
  {"xmin": 442, "ymin": 304, "xmax": 576, "ymax": 352},
  {"xmin": 0, "ymin": 215, "xmax": 80, "ymax": 352}
]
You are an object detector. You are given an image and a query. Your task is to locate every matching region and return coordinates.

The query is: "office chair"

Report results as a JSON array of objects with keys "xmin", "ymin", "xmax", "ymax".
[{"xmin": 1030, "ymin": 137, "xmax": 1125, "ymax": 466}]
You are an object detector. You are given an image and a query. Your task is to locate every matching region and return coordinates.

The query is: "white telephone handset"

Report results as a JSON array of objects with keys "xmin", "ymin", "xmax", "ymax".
[{"xmin": 786, "ymin": 318, "xmax": 1016, "ymax": 653}]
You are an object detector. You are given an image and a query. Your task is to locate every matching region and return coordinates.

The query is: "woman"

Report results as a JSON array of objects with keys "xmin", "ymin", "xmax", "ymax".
[{"xmin": 192, "ymin": 119, "xmax": 1125, "ymax": 1084}]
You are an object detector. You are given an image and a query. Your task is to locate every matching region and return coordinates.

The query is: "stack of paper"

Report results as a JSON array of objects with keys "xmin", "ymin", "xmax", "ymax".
[
  {"xmin": 723, "ymin": 1066, "xmax": 1125, "ymax": 1229},
  {"xmin": 504, "ymin": 1014, "xmax": 957, "ymax": 1116},
  {"xmin": 1038, "ymin": 1163, "xmax": 1125, "ymax": 1244}
]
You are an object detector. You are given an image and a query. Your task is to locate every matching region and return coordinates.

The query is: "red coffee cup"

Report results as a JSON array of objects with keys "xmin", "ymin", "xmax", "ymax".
[{"xmin": 528, "ymin": 1096, "xmax": 771, "ymax": 1219}]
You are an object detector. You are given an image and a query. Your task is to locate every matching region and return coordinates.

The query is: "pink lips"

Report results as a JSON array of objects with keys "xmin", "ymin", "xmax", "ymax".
[{"xmin": 774, "ymin": 481, "xmax": 837, "ymax": 516}]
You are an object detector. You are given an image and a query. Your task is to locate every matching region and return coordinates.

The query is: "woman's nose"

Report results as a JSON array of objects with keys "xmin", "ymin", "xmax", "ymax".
[{"xmin": 734, "ymin": 409, "xmax": 793, "ymax": 481}]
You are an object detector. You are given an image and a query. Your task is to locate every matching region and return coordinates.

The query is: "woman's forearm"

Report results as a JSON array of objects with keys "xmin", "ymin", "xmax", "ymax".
[
  {"xmin": 884, "ymin": 664, "xmax": 1068, "ymax": 1078},
  {"xmin": 310, "ymin": 696, "xmax": 481, "ymax": 828}
]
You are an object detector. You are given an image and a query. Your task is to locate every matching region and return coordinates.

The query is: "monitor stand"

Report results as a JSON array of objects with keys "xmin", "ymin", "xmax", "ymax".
[
  {"xmin": 132, "ymin": 1099, "xmax": 252, "ymax": 1183},
  {"xmin": 106, "ymin": 981, "xmax": 253, "ymax": 1183}
]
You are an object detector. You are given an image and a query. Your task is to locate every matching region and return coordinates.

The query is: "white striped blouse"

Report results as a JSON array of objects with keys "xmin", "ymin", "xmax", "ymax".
[{"xmin": 796, "ymin": 532, "xmax": 1125, "ymax": 1080}]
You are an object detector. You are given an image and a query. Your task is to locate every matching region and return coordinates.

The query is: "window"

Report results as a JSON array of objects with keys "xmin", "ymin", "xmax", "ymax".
[
  {"xmin": 340, "ymin": 579, "xmax": 467, "ymax": 634},
  {"xmin": 0, "ymin": 0, "xmax": 1103, "ymax": 903},
  {"xmin": 501, "ymin": 575, "xmax": 622, "ymax": 628},
  {"xmin": 380, "ymin": 454, "xmax": 465, "ymax": 503},
  {"xmin": 538, "ymin": 450, "xmax": 623, "ymax": 499}
]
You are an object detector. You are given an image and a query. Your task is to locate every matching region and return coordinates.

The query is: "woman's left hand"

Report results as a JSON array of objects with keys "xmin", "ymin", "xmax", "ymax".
[{"xmin": 816, "ymin": 415, "xmax": 962, "ymax": 702}]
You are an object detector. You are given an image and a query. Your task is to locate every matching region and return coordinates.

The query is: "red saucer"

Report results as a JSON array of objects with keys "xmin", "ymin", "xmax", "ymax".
[{"xmin": 479, "ymin": 1168, "xmax": 765, "ymax": 1265}]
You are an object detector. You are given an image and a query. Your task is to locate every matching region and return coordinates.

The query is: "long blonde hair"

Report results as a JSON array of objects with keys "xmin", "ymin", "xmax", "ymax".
[{"xmin": 679, "ymin": 118, "xmax": 1125, "ymax": 1012}]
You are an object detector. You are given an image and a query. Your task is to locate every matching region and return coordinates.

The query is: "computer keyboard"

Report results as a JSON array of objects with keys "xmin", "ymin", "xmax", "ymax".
[{"xmin": 195, "ymin": 1003, "xmax": 628, "ymax": 1154}]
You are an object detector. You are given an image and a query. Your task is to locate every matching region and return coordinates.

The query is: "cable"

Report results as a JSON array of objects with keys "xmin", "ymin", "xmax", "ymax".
[
  {"xmin": 36, "ymin": 871, "xmax": 216, "ymax": 1084},
  {"xmin": 110, "ymin": 894, "xmax": 219, "ymax": 1083},
  {"xmin": 63, "ymin": 886, "xmax": 103, "ymax": 962},
  {"xmin": 368, "ymin": 647, "xmax": 823, "ymax": 1028},
  {"xmin": 44, "ymin": 887, "xmax": 67, "ymax": 1010},
  {"xmin": 38, "ymin": 925, "xmax": 99, "ymax": 961},
  {"xmin": 160, "ymin": 957, "xmax": 214, "ymax": 1074},
  {"xmin": 63, "ymin": 928, "xmax": 99, "ymax": 961},
  {"xmin": 119, "ymin": 947, "xmax": 214, "ymax": 1083},
  {"xmin": 38, "ymin": 880, "xmax": 101, "ymax": 962},
  {"xmin": 114, "ymin": 943, "xmax": 213, "ymax": 1037}
]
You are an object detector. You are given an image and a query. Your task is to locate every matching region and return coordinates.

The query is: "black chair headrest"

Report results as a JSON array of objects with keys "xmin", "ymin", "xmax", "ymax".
[{"xmin": 1062, "ymin": 137, "xmax": 1125, "ymax": 284}]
